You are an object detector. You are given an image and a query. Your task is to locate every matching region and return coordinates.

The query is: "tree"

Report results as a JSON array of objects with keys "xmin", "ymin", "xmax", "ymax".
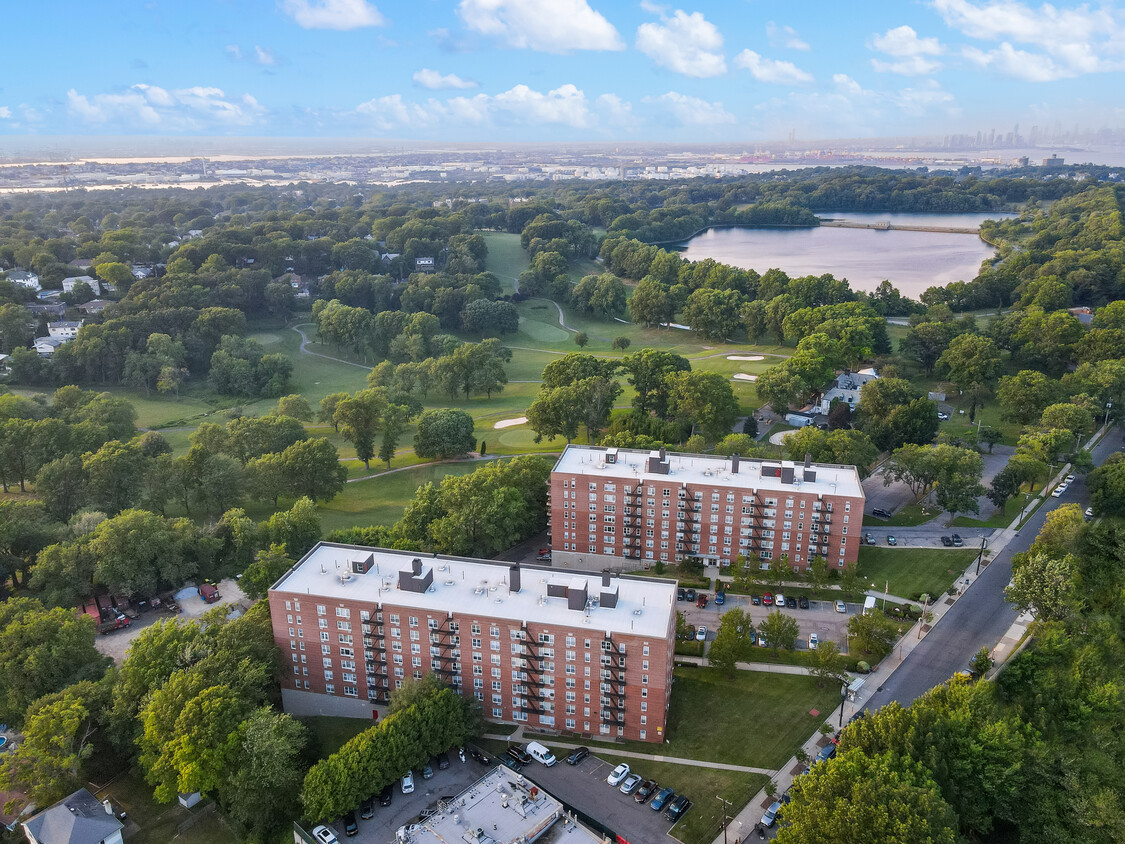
[
  {"xmin": 783, "ymin": 428, "xmax": 879, "ymax": 475},
  {"xmin": 224, "ymin": 709, "xmax": 308, "ymax": 842},
  {"xmin": 1033, "ymin": 503, "xmax": 1086, "ymax": 556},
  {"xmin": 379, "ymin": 404, "xmax": 411, "ymax": 468},
  {"xmin": 707, "ymin": 607, "xmax": 755, "ymax": 676},
  {"xmin": 240, "ymin": 545, "xmax": 295, "ymax": 602},
  {"xmin": 667, "ymin": 371, "xmax": 740, "ymax": 441},
  {"xmin": 629, "ymin": 276, "xmax": 672, "ymax": 327},
  {"xmin": 758, "ymin": 610, "xmax": 800, "ymax": 651},
  {"xmin": 931, "ymin": 446, "xmax": 985, "ymax": 521},
  {"xmin": 318, "ymin": 392, "xmax": 349, "ymax": 432},
  {"xmin": 683, "ymin": 287, "xmax": 744, "ymax": 340},
  {"xmin": 334, "ymin": 388, "xmax": 387, "ymax": 469},
  {"xmin": 978, "ymin": 426, "xmax": 1002, "ymax": 453},
  {"xmin": 809, "ymin": 640, "xmax": 847, "ymax": 687},
  {"xmin": 611, "ymin": 336, "xmax": 631, "ymax": 351},
  {"xmin": 937, "ymin": 334, "xmax": 1004, "ymax": 421},
  {"xmin": 968, "ymin": 647, "xmax": 992, "ymax": 678},
  {"xmin": 89, "ymin": 509, "xmax": 196, "ymax": 597},
  {"xmin": 1004, "ymin": 550, "xmax": 1076, "ymax": 621},
  {"xmin": 1086, "ymin": 454, "xmax": 1125, "ymax": 516},
  {"xmin": 0, "ymin": 598, "xmax": 109, "ymax": 727},
  {"xmin": 776, "ymin": 751, "xmax": 958, "ymax": 844},
  {"xmin": 275, "ymin": 394, "xmax": 314, "ymax": 421},
  {"xmin": 414, "ymin": 408, "xmax": 475, "ymax": 459},
  {"xmin": 34, "ymin": 454, "xmax": 86, "ymax": 522},
  {"xmin": 900, "ymin": 321, "xmax": 957, "ymax": 374},
  {"xmin": 622, "ymin": 349, "xmax": 691, "ymax": 417},
  {"xmin": 0, "ymin": 304, "xmax": 32, "ymax": 354},
  {"xmin": 82, "ymin": 440, "xmax": 145, "ymax": 515},
  {"xmin": 573, "ymin": 331, "xmax": 588, "ymax": 348},
  {"xmin": 280, "ymin": 437, "xmax": 347, "ymax": 502},
  {"xmin": 1039, "ymin": 402, "xmax": 1094, "ymax": 441},
  {"xmin": 997, "ymin": 370, "xmax": 1060, "ymax": 424},
  {"xmin": 527, "ymin": 386, "xmax": 584, "ymax": 444},
  {"xmin": 846, "ymin": 611, "xmax": 899, "ymax": 660},
  {"xmin": 263, "ymin": 496, "xmax": 322, "ymax": 558}
]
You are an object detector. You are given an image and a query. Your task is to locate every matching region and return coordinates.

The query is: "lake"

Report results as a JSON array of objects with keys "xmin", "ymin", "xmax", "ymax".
[{"xmin": 676, "ymin": 212, "xmax": 1017, "ymax": 297}]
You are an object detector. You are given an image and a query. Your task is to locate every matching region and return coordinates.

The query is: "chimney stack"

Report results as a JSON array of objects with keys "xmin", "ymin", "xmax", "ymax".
[
  {"xmin": 804, "ymin": 453, "xmax": 812, "ymax": 469},
  {"xmin": 411, "ymin": 558, "xmax": 423, "ymax": 575},
  {"xmin": 731, "ymin": 454, "xmax": 740, "ymax": 474},
  {"xmin": 602, "ymin": 571, "xmax": 612, "ymax": 588}
]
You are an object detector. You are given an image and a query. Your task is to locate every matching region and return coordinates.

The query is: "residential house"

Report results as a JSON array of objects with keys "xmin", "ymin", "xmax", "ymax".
[
  {"xmin": 184, "ymin": 229, "xmax": 203, "ymax": 240},
  {"xmin": 275, "ymin": 272, "xmax": 310, "ymax": 299},
  {"xmin": 6, "ymin": 269, "xmax": 40, "ymax": 290},
  {"xmin": 48, "ymin": 320, "xmax": 83, "ymax": 339},
  {"xmin": 22, "ymin": 788, "xmax": 123, "ymax": 844},
  {"xmin": 1068, "ymin": 306, "xmax": 1093, "ymax": 326},
  {"xmin": 77, "ymin": 299, "xmax": 112, "ymax": 315},
  {"xmin": 817, "ymin": 368, "xmax": 880, "ymax": 415},
  {"xmin": 61, "ymin": 276, "xmax": 101, "ymax": 296},
  {"xmin": 414, "ymin": 256, "xmax": 435, "ymax": 273},
  {"xmin": 27, "ymin": 303, "xmax": 67, "ymax": 318},
  {"xmin": 130, "ymin": 265, "xmax": 154, "ymax": 280},
  {"xmin": 34, "ymin": 337, "xmax": 65, "ymax": 356}
]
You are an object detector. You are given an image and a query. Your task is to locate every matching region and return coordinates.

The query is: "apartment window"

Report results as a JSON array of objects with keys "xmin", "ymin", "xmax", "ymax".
[
  {"xmin": 316, "ymin": 605, "xmax": 326, "ymax": 616},
  {"xmin": 325, "ymin": 684, "xmax": 335, "ymax": 695},
  {"xmin": 319, "ymin": 632, "xmax": 329, "ymax": 642},
  {"xmin": 335, "ymin": 607, "xmax": 350, "ymax": 618}
]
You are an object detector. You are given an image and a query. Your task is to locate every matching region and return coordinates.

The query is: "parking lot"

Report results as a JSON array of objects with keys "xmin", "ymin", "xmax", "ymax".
[{"xmin": 678, "ymin": 592, "xmax": 854, "ymax": 652}]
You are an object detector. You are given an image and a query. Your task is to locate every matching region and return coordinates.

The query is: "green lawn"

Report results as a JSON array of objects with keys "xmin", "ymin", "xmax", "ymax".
[
  {"xmin": 864, "ymin": 503, "xmax": 941, "ymax": 527},
  {"xmin": 856, "ymin": 546, "xmax": 979, "ymax": 600},
  {"xmin": 300, "ymin": 715, "xmax": 373, "ymax": 758},
  {"xmin": 94, "ymin": 768, "xmax": 238, "ymax": 844},
  {"xmin": 951, "ymin": 496, "xmax": 1023, "ymax": 528},
  {"xmin": 481, "ymin": 231, "xmax": 529, "ymax": 294}
]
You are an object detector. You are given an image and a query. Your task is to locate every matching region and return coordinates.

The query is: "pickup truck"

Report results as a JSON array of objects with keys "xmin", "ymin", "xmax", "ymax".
[{"xmin": 97, "ymin": 616, "xmax": 130, "ymax": 635}]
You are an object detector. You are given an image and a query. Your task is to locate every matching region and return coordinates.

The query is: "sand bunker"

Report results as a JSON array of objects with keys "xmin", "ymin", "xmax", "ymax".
[
  {"xmin": 732, "ymin": 373, "xmax": 759, "ymax": 382},
  {"xmin": 494, "ymin": 417, "xmax": 528, "ymax": 429},
  {"xmin": 727, "ymin": 355, "xmax": 766, "ymax": 361}
]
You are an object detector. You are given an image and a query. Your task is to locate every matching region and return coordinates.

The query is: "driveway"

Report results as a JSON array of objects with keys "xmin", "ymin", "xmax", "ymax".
[{"xmin": 856, "ymin": 526, "xmax": 996, "ymax": 549}]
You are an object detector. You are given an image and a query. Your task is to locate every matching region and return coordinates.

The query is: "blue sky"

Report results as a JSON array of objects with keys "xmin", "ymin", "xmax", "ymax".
[{"xmin": 2, "ymin": 0, "xmax": 1123, "ymax": 141}]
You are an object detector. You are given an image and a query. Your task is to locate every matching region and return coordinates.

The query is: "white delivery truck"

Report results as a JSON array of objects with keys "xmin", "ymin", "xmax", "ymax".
[{"xmin": 526, "ymin": 741, "xmax": 557, "ymax": 766}]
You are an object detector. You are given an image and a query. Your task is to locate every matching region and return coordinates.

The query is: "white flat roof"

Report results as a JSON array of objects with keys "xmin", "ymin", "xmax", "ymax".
[
  {"xmin": 272, "ymin": 543, "xmax": 675, "ymax": 639},
  {"xmin": 553, "ymin": 445, "xmax": 864, "ymax": 499},
  {"xmin": 402, "ymin": 766, "xmax": 602, "ymax": 844}
]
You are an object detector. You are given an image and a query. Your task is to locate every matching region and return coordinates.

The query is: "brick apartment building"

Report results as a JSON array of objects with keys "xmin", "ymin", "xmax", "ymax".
[
  {"xmin": 549, "ymin": 445, "xmax": 865, "ymax": 572},
  {"xmin": 268, "ymin": 543, "xmax": 677, "ymax": 743}
]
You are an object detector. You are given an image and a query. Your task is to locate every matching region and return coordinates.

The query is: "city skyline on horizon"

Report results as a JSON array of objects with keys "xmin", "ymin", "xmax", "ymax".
[{"xmin": 2, "ymin": 1, "xmax": 1124, "ymax": 143}]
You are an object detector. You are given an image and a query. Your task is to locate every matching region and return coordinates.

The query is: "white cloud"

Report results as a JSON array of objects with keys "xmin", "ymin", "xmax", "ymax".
[
  {"xmin": 596, "ymin": 93, "xmax": 632, "ymax": 123},
  {"xmin": 644, "ymin": 91, "xmax": 735, "ymax": 125},
  {"xmin": 354, "ymin": 83, "xmax": 597, "ymax": 131},
  {"xmin": 636, "ymin": 9, "xmax": 726, "ymax": 77},
  {"xmin": 413, "ymin": 68, "xmax": 478, "ymax": 90},
  {"xmin": 225, "ymin": 44, "xmax": 242, "ymax": 60},
  {"xmin": 255, "ymin": 46, "xmax": 277, "ymax": 66},
  {"xmin": 281, "ymin": 0, "xmax": 383, "ymax": 30},
  {"xmin": 457, "ymin": 0, "xmax": 624, "ymax": 53},
  {"xmin": 869, "ymin": 25, "xmax": 944, "ymax": 74},
  {"xmin": 934, "ymin": 0, "xmax": 1125, "ymax": 79},
  {"xmin": 766, "ymin": 22, "xmax": 809, "ymax": 51},
  {"xmin": 871, "ymin": 55, "xmax": 943, "ymax": 75},
  {"xmin": 67, "ymin": 84, "xmax": 265, "ymax": 130},
  {"xmin": 0, "ymin": 107, "xmax": 11, "ymax": 119},
  {"xmin": 733, "ymin": 49, "xmax": 813, "ymax": 83},
  {"xmin": 833, "ymin": 73, "xmax": 863, "ymax": 95}
]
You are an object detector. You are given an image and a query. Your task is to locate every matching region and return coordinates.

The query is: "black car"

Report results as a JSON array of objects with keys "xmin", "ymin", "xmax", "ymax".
[
  {"xmin": 436, "ymin": 752, "xmax": 450, "ymax": 770},
  {"xmin": 360, "ymin": 796, "xmax": 375, "ymax": 819},
  {"xmin": 940, "ymin": 535, "xmax": 953, "ymax": 546},
  {"xmin": 872, "ymin": 507, "xmax": 892, "ymax": 519},
  {"xmin": 751, "ymin": 594, "xmax": 761, "ymax": 606},
  {"xmin": 865, "ymin": 533, "xmax": 876, "ymax": 545},
  {"xmin": 685, "ymin": 588, "xmax": 697, "ymax": 602},
  {"xmin": 468, "ymin": 748, "xmax": 490, "ymax": 766},
  {"xmin": 951, "ymin": 534, "xmax": 964, "ymax": 547},
  {"xmin": 379, "ymin": 785, "xmax": 393, "ymax": 806},
  {"xmin": 786, "ymin": 596, "xmax": 797, "ymax": 609},
  {"xmin": 798, "ymin": 595, "xmax": 809, "ymax": 609},
  {"xmin": 343, "ymin": 810, "xmax": 359, "ymax": 837},
  {"xmin": 506, "ymin": 744, "xmax": 533, "ymax": 765},
  {"xmin": 566, "ymin": 746, "xmax": 590, "ymax": 765},
  {"xmin": 677, "ymin": 588, "xmax": 686, "ymax": 601},
  {"xmin": 501, "ymin": 755, "xmax": 523, "ymax": 772},
  {"xmin": 664, "ymin": 795, "xmax": 692, "ymax": 822},
  {"xmin": 635, "ymin": 779, "xmax": 659, "ymax": 803}
]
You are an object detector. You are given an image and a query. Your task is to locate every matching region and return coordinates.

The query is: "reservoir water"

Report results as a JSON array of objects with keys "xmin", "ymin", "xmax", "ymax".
[{"xmin": 676, "ymin": 212, "xmax": 1016, "ymax": 298}]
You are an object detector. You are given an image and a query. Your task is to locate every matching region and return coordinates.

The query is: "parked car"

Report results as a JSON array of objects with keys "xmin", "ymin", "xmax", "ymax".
[
  {"xmin": 695, "ymin": 626, "xmax": 707, "ymax": 641},
  {"xmin": 886, "ymin": 535, "xmax": 897, "ymax": 545},
  {"xmin": 1085, "ymin": 506, "xmax": 1095, "ymax": 520},
  {"xmin": 664, "ymin": 795, "xmax": 692, "ymax": 821},
  {"xmin": 684, "ymin": 589, "xmax": 697, "ymax": 602},
  {"xmin": 762, "ymin": 593, "xmax": 774, "ymax": 606},
  {"xmin": 798, "ymin": 595, "xmax": 809, "ymax": 609},
  {"xmin": 360, "ymin": 796, "xmax": 375, "ymax": 819},
  {"xmin": 506, "ymin": 744, "xmax": 532, "ymax": 765},
  {"xmin": 774, "ymin": 593, "xmax": 785, "ymax": 608},
  {"xmin": 814, "ymin": 744, "xmax": 837, "ymax": 764},
  {"xmin": 872, "ymin": 507, "xmax": 892, "ymax": 519},
  {"xmin": 809, "ymin": 633, "xmax": 819, "ymax": 650},
  {"xmin": 714, "ymin": 591, "xmax": 725, "ymax": 605},
  {"xmin": 379, "ymin": 784, "xmax": 393, "ymax": 806},
  {"xmin": 421, "ymin": 762, "xmax": 434, "ymax": 779},
  {"xmin": 400, "ymin": 772, "xmax": 415, "ymax": 794},
  {"xmin": 634, "ymin": 780, "xmax": 659, "ymax": 803},
  {"xmin": 761, "ymin": 801, "xmax": 782, "ymax": 828},
  {"xmin": 696, "ymin": 594, "xmax": 708, "ymax": 608},
  {"xmin": 313, "ymin": 825, "xmax": 339, "ymax": 844},
  {"xmin": 607, "ymin": 763, "xmax": 631, "ymax": 787},
  {"xmin": 938, "ymin": 411, "xmax": 950, "ymax": 421},
  {"xmin": 1052, "ymin": 485, "xmax": 1067, "ymax": 498},
  {"xmin": 865, "ymin": 533, "xmax": 876, "ymax": 545},
  {"xmin": 786, "ymin": 596, "xmax": 798, "ymax": 609},
  {"xmin": 951, "ymin": 534, "xmax": 964, "ymax": 547},
  {"xmin": 619, "ymin": 773, "xmax": 643, "ymax": 795},
  {"xmin": 757, "ymin": 632, "xmax": 768, "ymax": 647},
  {"xmin": 677, "ymin": 588, "xmax": 686, "ymax": 601},
  {"xmin": 1065, "ymin": 474, "xmax": 1075, "ymax": 483},
  {"xmin": 940, "ymin": 535, "xmax": 953, "ymax": 546},
  {"xmin": 751, "ymin": 594, "xmax": 761, "ymax": 606},
  {"xmin": 566, "ymin": 746, "xmax": 589, "ymax": 765},
  {"xmin": 835, "ymin": 600, "xmax": 847, "ymax": 613},
  {"xmin": 468, "ymin": 748, "xmax": 489, "ymax": 766},
  {"xmin": 536, "ymin": 550, "xmax": 552, "ymax": 562},
  {"xmin": 650, "ymin": 787, "xmax": 675, "ymax": 811},
  {"xmin": 436, "ymin": 752, "xmax": 450, "ymax": 770},
  {"xmin": 501, "ymin": 755, "xmax": 523, "ymax": 772},
  {"xmin": 527, "ymin": 741, "xmax": 556, "ymax": 766},
  {"xmin": 343, "ymin": 810, "xmax": 359, "ymax": 837}
]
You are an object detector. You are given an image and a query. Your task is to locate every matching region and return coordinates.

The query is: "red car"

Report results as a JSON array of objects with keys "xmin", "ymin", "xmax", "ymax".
[
  {"xmin": 696, "ymin": 594, "xmax": 708, "ymax": 608},
  {"xmin": 763, "ymin": 593, "xmax": 774, "ymax": 606}
]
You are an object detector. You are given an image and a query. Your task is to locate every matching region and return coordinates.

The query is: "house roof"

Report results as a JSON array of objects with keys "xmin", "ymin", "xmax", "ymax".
[
  {"xmin": 22, "ymin": 789, "xmax": 122, "ymax": 844},
  {"xmin": 34, "ymin": 337, "xmax": 64, "ymax": 348},
  {"xmin": 78, "ymin": 299, "xmax": 111, "ymax": 312}
]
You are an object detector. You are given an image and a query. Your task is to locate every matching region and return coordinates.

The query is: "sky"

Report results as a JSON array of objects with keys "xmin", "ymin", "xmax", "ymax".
[{"xmin": 2, "ymin": 0, "xmax": 1124, "ymax": 142}]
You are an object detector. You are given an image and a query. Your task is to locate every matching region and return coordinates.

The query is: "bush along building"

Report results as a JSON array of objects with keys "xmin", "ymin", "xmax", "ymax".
[
  {"xmin": 269, "ymin": 543, "xmax": 677, "ymax": 742},
  {"xmin": 549, "ymin": 445, "xmax": 865, "ymax": 572}
]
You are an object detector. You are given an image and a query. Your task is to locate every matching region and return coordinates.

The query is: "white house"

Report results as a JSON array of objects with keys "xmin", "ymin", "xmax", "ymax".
[
  {"xmin": 22, "ymin": 788, "xmax": 124, "ymax": 844},
  {"xmin": 34, "ymin": 337, "xmax": 65, "ymax": 356},
  {"xmin": 414, "ymin": 256, "xmax": 435, "ymax": 272},
  {"xmin": 6, "ymin": 269, "xmax": 40, "ymax": 290},
  {"xmin": 818, "ymin": 368, "xmax": 880, "ymax": 415},
  {"xmin": 48, "ymin": 320, "xmax": 83, "ymax": 339},
  {"xmin": 62, "ymin": 276, "xmax": 101, "ymax": 295}
]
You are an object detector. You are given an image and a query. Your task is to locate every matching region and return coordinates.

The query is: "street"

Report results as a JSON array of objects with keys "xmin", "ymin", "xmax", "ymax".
[{"xmin": 863, "ymin": 427, "xmax": 1120, "ymax": 711}]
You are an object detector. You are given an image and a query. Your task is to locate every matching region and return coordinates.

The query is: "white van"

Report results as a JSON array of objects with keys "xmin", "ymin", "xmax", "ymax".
[
  {"xmin": 526, "ymin": 741, "xmax": 557, "ymax": 766},
  {"xmin": 863, "ymin": 596, "xmax": 877, "ymax": 615}
]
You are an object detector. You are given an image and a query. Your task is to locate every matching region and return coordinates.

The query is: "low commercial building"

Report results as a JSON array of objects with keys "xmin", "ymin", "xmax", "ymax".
[
  {"xmin": 549, "ymin": 445, "xmax": 865, "ymax": 571},
  {"xmin": 269, "ymin": 543, "xmax": 676, "ymax": 743}
]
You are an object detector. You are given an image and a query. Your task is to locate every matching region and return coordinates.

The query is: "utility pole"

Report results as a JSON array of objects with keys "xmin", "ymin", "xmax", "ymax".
[
  {"xmin": 975, "ymin": 535, "xmax": 987, "ymax": 575},
  {"xmin": 917, "ymin": 594, "xmax": 929, "ymax": 639},
  {"xmin": 715, "ymin": 795, "xmax": 733, "ymax": 844}
]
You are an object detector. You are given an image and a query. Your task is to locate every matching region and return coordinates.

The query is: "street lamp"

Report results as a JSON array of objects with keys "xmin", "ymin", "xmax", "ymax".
[
  {"xmin": 1105, "ymin": 402, "xmax": 1113, "ymax": 429},
  {"xmin": 715, "ymin": 795, "xmax": 734, "ymax": 844},
  {"xmin": 838, "ymin": 681, "xmax": 848, "ymax": 727}
]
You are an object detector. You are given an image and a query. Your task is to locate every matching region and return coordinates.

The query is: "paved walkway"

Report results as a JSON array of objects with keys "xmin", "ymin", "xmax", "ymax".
[
  {"xmin": 480, "ymin": 732, "xmax": 775, "ymax": 775},
  {"xmin": 674, "ymin": 655, "xmax": 811, "ymax": 675}
]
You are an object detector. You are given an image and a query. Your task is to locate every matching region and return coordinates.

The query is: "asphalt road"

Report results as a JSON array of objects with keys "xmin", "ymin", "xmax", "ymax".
[{"xmin": 863, "ymin": 427, "xmax": 1120, "ymax": 711}]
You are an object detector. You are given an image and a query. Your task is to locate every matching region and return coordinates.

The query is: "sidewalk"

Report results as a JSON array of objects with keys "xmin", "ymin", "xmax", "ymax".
[{"xmin": 674, "ymin": 654, "xmax": 810, "ymax": 675}]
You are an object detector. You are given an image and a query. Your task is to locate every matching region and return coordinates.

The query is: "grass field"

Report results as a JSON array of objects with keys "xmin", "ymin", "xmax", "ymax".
[
  {"xmin": 96, "ymin": 768, "xmax": 239, "ymax": 844},
  {"xmin": 951, "ymin": 496, "xmax": 1023, "ymax": 528},
  {"xmin": 856, "ymin": 546, "xmax": 979, "ymax": 600},
  {"xmin": 481, "ymin": 231, "xmax": 529, "ymax": 294},
  {"xmin": 864, "ymin": 503, "xmax": 941, "ymax": 527},
  {"xmin": 301, "ymin": 715, "xmax": 373, "ymax": 758}
]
